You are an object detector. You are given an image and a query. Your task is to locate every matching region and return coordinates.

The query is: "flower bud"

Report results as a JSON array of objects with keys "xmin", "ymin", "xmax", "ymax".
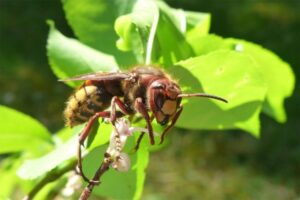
[
  {"xmin": 111, "ymin": 153, "xmax": 131, "ymax": 172},
  {"xmin": 61, "ymin": 172, "xmax": 82, "ymax": 197}
]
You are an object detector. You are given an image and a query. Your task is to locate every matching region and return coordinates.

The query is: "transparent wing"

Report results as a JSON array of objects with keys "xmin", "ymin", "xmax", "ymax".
[{"xmin": 59, "ymin": 72, "xmax": 133, "ymax": 82}]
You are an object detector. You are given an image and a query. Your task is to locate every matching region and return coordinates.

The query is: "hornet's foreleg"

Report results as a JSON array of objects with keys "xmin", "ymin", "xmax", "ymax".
[
  {"xmin": 134, "ymin": 97, "xmax": 155, "ymax": 145},
  {"xmin": 159, "ymin": 106, "xmax": 183, "ymax": 144}
]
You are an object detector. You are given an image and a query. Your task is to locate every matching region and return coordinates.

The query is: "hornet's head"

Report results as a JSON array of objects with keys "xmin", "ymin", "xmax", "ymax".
[{"xmin": 147, "ymin": 78, "xmax": 228, "ymax": 126}]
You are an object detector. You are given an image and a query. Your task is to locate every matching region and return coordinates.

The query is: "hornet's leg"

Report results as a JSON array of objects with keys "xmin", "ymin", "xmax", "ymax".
[
  {"xmin": 134, "ymin": 97, "xmax": 155, "ymax": 145},
  {"xmin": 159, "ymin": 106, "xmax": 183, "ymax": 144},
  {"xmin": 133, "ymin": 115, "xmax": 154, "ymax": 151},
  {"xmin": 133, "ymin": 132, "xmax": 145, "ymax": 152},
  {"xmin": 109, "ymin": 96, "xmax": 132, "ymax": 140},
  {"xmin": 110, "ymin": 96, "xmax": 131, "ymax": 125},
  {"xmin": 77, "ymin": 111, "xmax": 124, "ymax": 184},
  {"xmin": 77, "ymin": 111, "xmax": 110, "ymax": 183}
]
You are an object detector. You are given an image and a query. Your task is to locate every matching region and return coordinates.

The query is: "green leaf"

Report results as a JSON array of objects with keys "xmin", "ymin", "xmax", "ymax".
[
  {"xmin": 132, "ymin": 137, "xmax": 149, "ymax": 200},
  {"xmin": 155, "ymin": 11, "xmax": 194, "ymax": 66},
  {"xmin": 47, "ymin": 21, "xmax": 119, "ymax": 87},
  {"xmin": 155, "ymin": 1, "xmax": 211, "ymax": 36},
  {"xmin": 0, "ymin": 157, "xmax": 22, "ymax": 198},
  {"xmin": 186, "ymin": 34, "xmax": 295, "ymax": 123},
  {"xmin": 54, "ymin": 127, "xmax": 73, "ymax": 142},
  {"xmin": 115, "ymin": 0, "xmax": 194, "ymax": 66},
  {"xmin": 34, "ymin": 180, "xmax": 65, "ymax": 200},
  {"xmin": 0, "ymin": 105, "xmax": 52, "ymax": 154},
  {"xmin": 115, "ymin": 15, "xmax": 136, "ymax": 52},
  {"xmin": 223, "ymin": 38, "xmax": 295, "ymax": 122},
  {"xmin": 0, "ymin": 168, "xmax": 15, "ymax": 198},
  {"xmin": 87, "ymin": 122, "xmax": 112, "ymax": 150},
  {"xmin": 17, "ymin": 135, "xmax": 77, "ymax": 180},
  {"xmin": 185, "ymin": 11, "xmax": 211, "ymax": 36},
  {"xmin": 115, "ymin": 0, "xmax": 159, "ymax": 64},
  {"xmin": 62, "ymin": 0, "xmax": 136, "ymax": 66},
  {"xmin": 187, "ymin": 34, "xmax": 225, "ymax": 56},
  {"xmin": 171, "ymin": 50, "xmax": 267, "ymax": 136},
  {"xmin": 18, "ymin": 122, "xmax": 112, "ymax": 180}
]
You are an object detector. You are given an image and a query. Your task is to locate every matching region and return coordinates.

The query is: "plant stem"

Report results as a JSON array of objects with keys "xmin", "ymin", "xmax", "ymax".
[
  {"xmin": 145, "ymin": 9, "xmax": 159, "ymax": 65},
  {"xmin": 79, "ymin": 154, "xmax": 113, "ymax": 200}
]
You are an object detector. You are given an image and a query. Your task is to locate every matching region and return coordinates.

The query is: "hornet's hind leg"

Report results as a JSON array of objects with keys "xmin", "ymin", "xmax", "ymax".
[
  {"xmin": 76, "ymin": 111, "xmax": 111, "ymax": 184},
  {"xmin": 77, "ymin": 96, "xmax": 131, "ymax": 184}
]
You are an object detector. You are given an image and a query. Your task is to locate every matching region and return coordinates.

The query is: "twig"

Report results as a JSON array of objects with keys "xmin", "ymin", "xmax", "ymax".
[{"xmin": 79, "ymin": 153, "xmax": 113, "ymax": 200}]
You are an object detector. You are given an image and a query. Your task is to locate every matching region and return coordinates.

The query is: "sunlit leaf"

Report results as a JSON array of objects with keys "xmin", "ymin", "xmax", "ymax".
[
  {"xmin": 17, "ymin": 135, "xmax": 77, "ymax": 180},
  {"xmin": 0, "ymin": 105, "xmax": 52, "ymax": 154},
  {"xmin": 18, "ymin": 122, "xmax": 111, "ymax": 180},
  {"xmin": 115, "ymin": 15, "xmax": 136, "ymax": 52},
  {"xmin": 54, "ymin": 127, "xmax": 73, "ymax": 143},
  {"xmin": 155, "ymin": 1, "xmax": 210, "ymax": 35},
  {"xmin": 187, "ymin": 34, "xmax": 225, "ymax": 56},
  {"xmin": 132, "ymin": 137, "xmax": 149, "ymax": 200},
  {"xmin": 187, "ymin": 34, "xmax": 295, "ymax": 123},
  {"xmin": 34, "ymin": 179, "xmax": 65, "ymax": 200},
  {"xmin": 87, "ymin": 122, "xmax": 112, "ymax": 150},
  {"xmin": 47, "ymin": 21, "xmax": 119, "ymax": 87},
  {"xmin": 0, "ymin": 158, "xmax": 22, "ymax": 198},
  {"xmin": 185, "ymin": 11, "xmax": 211, "ymax": 36},
  {"xmin": 62, "ymin": 0, "xmax": 136, "ymax": 66},
  {"xmin": 223, "ymin": 38, "xmax": 295, "ymax": 122},
  {"xmin": 115, "ymin": 0, "xmax": 194, "ymax": 66},
  {"xmin": 115, "ymin": 0, "xmax": 159, "ymax": 64},
  {"xmin": 155, "ymin": 11, "xmax": 194, "ymax": 66},
  {"xmin": 171, "ymin": 50, "xmax": 267, "ymax": 136}
]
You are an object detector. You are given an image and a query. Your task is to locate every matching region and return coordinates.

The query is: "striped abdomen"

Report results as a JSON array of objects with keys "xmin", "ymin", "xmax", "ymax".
[{"xmin": 64, "ymin": 84, "xmax": 113, "ymax": 127}]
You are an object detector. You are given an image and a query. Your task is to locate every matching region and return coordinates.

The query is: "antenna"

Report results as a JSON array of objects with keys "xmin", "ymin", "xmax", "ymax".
[{"xmin": 178, "ymin": 93, "xmax": 228, "ymax": 103}]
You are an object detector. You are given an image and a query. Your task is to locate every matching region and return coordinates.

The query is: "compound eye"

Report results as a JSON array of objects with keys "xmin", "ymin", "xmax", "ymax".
[
  {"xmin": 152, "ymin": 82, "xmax": 165, "ymax": 90},
  {"xmin": 155, "ymin": 93, "xmax": 165, "ymax": 110}
]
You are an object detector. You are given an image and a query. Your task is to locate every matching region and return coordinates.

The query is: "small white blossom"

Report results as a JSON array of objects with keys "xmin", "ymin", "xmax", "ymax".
[
  {"xmin": 106, "ymin": 118, "xmax": 132, "ymax": 158},
  {"xmin": 111, "ymin": 152, "xmax": 131, "ymax": 172},
  {"xmin": 105, "ymin": 118, "xmax": 157, "ymax": 172},
  {"xmin": 61, "ymin": 172, "xmax": 82, "ymax": 197}
]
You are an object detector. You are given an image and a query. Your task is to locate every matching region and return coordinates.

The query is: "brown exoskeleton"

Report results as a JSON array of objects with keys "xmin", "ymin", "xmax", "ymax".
[{"xmin": 61, "ymin": 65, "xmax": 227, "ymax": 183}]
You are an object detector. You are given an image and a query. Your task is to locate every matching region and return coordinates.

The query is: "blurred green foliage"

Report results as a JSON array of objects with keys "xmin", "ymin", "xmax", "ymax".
[{"xmin": 0, "ymin": 0, "xmax": 299, "ymax": 199}]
